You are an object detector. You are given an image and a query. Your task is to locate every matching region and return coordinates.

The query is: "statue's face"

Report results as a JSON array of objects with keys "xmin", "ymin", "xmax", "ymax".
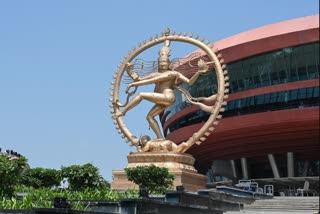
[
  {"xmin": 158, "ymin": 60, "xmax": 170, "ymax": 71},
  {"xmin": 158, "ymin": 47, "xmax": 170, "ymax": 72}
]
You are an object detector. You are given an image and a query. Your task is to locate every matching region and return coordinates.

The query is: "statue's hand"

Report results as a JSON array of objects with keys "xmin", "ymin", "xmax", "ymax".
[
  {"xmin": 126, "ymin": 63, "xmax": 140, "ymax": 81},
  {"xmin": 130, "ymin": 71, "xmax": 140, "ymax": 81},
  {"xmin": 125, "ymin": 84, "xmax": 132, "ymax": 94},
  {"xmin": 126, "ymin": 62, "xmax": 134, "ymax": 71},
  {"xmin": 197, "ymin": 59, "xmax": 208, "ymax": 74},
  {"xmin": 126, "ymin": 83, "xmax": 136, "ymax": 94}
]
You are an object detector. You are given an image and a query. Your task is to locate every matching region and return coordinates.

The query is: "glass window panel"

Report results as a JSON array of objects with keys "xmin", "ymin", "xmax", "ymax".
[
  {"xmin": 235, "ymin": 100, "xmax": 241, "ymax": 108},
  {"xmin": 283, "ymin": 48, "xmax": 292, "ymax": 80},
  {"xmin": 270, "ymin": 92, "xmax": 277, "ymax": 103},
  {"xmin": 289, "ymin": 68, "xmax": 298, "ymax": 81},
  {"xmin": 284, "ymin": 91, "xmax": 289, "ymax": 102},
  {"xmin": 277, "ymin": 91, "xmax": 285, "ymax": 102},
  {"xmin": 272, "ymin": 53, "xmax": 284, "ymax": 85},
  {"xmin": 276, "ymin": 51, "xmax": 288, "ymax": 84},
  {"xmin": 258, "ymin": 60, "xmax": 272, "ymax": 86},
  {"xmin": 295, "ymin": 45, "xmax": 308, "ymax": 81},
  {"xmin": 253, "ymin": 96, "xmax": 258, "ymax": 105},
  {"xmin": 260, "ymin": 73, "xmax": 269, "ymax": 86},
  {"xmin": 313, "ymin": 87, "xmax": 319, "ymax": 97},
  {"xmin": 256, "ymin": 95, "xmax": 264, "ymax": 105},
  {"xmin": 253, "ymin": 75, "xmax": 261, "ymax": 87},
  {"xmin": 249, "ymin": 96, "xmax": 255, "ymax": 105},
  {"xmin": 242, "ymin": 62, "xmax": 252, "ymax": 91},
  {"xmin": 230, "ymin": 81, "xmax": 238, "ymax": 93},
  {"xmin": 238, "ymin": 79, "xmax": 244, "ymax": 91},
  {"xmin": 246, "ymin": 97, "xmax": 254, "ymax": 107},
  {"xmin": 278, "ymin": 69, "xmax": 288, "ymax": 83},
  {"xmin": 229, "ymin": 62, "xmax": 242, "ymax": 79},
  {"xmin": 271, "ymin": 71, "xmax": 279, "ymax": 84},
  {"xmin": 243, "ymin": 78, "xmax": 252, "ymax": 90},
  {"xmin": 307, "ymin": 87, "xmax": 314, "ymax": 98},
  {"xmin": 303, "ymin": 44, "xmax": 316, "ymax": 79},
  {"xmin": 264, "ymin": 93, "xmax": 271, "ymax": 104},
  {"xmin": 298, "ymin": 88, "xmax": 307, "ymax": 99},
  {"xmin": 289, "ymin": 89, "xmax": 298, "ymax": 101},
  {"xmin": 247, "ymin": 62, "xmax": 258, "ymax": 89},
  {"xmin": 297, "ymin": 66, "xmax": 308, "ymax": 80},
  {"xmin": 227, "ymin": 101, "xmax": 235, "ymax": 110},
  {"xmin": 307, "ymin": 65, "xmax": 318, "ymax": 78},
  {"xmin": 242, "ymin": 61, "xmax": 250, "ymax": 77},
  {"xmin": 286, "ymin": 47, "xmax": 298, "ymax": 82}
]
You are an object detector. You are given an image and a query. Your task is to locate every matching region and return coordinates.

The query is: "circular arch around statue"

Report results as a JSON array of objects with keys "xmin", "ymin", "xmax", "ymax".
[{"xmin": 109, "ymin": 28, "xmax": 229, "ymax": 153}]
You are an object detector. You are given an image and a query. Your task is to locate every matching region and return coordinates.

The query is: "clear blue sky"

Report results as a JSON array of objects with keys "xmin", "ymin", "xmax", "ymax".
[{"xmin": 0, "ymin": 1, "xmax": 318, "ymax": 182}]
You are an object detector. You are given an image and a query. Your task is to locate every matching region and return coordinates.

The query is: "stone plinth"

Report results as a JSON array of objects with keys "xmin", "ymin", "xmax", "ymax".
[{"xmin": 111, "ymin": 152, "xmax": 206, "ymax": 192}]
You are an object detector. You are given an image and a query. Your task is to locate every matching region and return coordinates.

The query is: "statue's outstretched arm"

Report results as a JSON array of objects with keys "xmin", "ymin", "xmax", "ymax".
[
  {"xmin": 128, "ymin": 73, "xmax": 171, "ymax": 87},
  {"xmin": 192, "ymin": 94, "xmax": 217, "ymax": 102},
  {"xmin": 138, "ymin": 72, "xmax": 159, "ymax": 81},
  {"xmin": 178, "ymin": 59, "xmax": 209, "ymax": 86},
  {"xmin": 175, "ymin": 86, "xmax": 215, "ymax": 112},
  {"xmin": 126, "ymin": 63, "xmax": 140, "ymax": 81}
]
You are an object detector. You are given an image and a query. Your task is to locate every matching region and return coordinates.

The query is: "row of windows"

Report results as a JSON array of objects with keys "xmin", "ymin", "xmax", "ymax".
[
  {"xmin": 229, "ymin": 43, "xmax": 319, "ymax": 93},
  {"xmin": 164, "ymin": 42, "xmax": 319, "ymax": 120},
  {"xmin": 227, "ymin": 87, "xmax": 319, "ymax": 110},
  {"xmin": 165, "ymin": 86, "xmax": 319, "ymax": 135}
]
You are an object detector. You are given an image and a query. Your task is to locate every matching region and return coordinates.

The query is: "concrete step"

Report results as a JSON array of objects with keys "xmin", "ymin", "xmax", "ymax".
[{"xmin": 244, "ymin": 197, "xmax": 319, "ymax": 211}]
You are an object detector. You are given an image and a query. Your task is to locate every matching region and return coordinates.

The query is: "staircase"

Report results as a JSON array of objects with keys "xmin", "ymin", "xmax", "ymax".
[{"xmin": 244, "ymin": 196, "xmax": 319, "ymax": 212}]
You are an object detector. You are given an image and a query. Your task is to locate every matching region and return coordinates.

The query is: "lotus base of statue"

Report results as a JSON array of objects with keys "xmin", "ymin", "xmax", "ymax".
[{"xmin": 111, "ymin": 152, "xmax": 206, "ymax": 192}]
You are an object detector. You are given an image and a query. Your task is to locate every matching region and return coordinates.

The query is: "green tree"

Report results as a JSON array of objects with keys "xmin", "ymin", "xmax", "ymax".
[
  {"xmin": 125, "ymin": 165, "xmax": 174, "ymax": 194},
  {"xmin": 0, "ymin": 154, "xmax": 28, "ymax": 197},
  {"xmin": 61, "ymin": 163, "xmax": 108, "ymax": 191},
  {"xmin": 21, "ymin": 167, "xmax": 62, "ymax": 189}
]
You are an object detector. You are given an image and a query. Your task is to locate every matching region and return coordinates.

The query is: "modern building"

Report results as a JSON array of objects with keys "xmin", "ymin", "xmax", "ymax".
[{"xmin": 161, "ymin": 15, "xmax": 319, "ymax": 193}]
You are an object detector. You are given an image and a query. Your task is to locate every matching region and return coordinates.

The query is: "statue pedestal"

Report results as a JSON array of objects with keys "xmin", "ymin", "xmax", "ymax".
[{"xmin": 111, "ymin": 152, "xmax": 206, "ymax": 192}]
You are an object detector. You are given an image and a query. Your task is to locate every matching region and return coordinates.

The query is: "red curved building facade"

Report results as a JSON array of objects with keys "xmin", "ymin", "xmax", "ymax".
[{"xmin": 162, "ymin": 15, "xmax": 319, "ymax": 183}]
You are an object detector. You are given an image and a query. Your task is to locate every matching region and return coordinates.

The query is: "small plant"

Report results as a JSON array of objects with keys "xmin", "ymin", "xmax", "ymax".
[
  {"xmin": 125, "ymin": 165, "xmax": 174, "ymax": 195},
  {"xmin": 0, "ymin": 186, "xmax": 139, "ymax": 210}
]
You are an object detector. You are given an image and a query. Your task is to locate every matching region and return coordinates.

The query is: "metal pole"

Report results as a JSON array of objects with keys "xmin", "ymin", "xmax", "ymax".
[
  {"xmin": 241, "ymin": 158, "xmax": 248, "ymax": 179},
  {"xmin": 268, "ymin": 154, "xmax": 280, "ymax": 178},
  {"xmin": 230, "ymin": 160, "xmax": 237, "ymax": 178},
  {"xmin": 287, "ymin": 152, "xmax": 295, "ymax": 177}
]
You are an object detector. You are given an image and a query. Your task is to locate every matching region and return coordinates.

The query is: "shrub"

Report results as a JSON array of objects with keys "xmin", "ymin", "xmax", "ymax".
[
  {"xmin": 21, "ymin": 167, "xmax": 62, "ymax": 189},
  {"xmin": 125, "ymin": 165, "xmax": 174, "ymax": 194},
  {"xmin": 0, "ymin": 154, "xmax": 27, "ymax": 197},
  {"xmin": 61, "ymin": 163, "xmax": 109, "ymax": 191}
]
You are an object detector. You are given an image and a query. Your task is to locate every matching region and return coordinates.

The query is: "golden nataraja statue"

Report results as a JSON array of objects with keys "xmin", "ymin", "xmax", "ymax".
[{"xmin": 110, "ymin": 28, "xmax": 228, "ymax": 153}]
